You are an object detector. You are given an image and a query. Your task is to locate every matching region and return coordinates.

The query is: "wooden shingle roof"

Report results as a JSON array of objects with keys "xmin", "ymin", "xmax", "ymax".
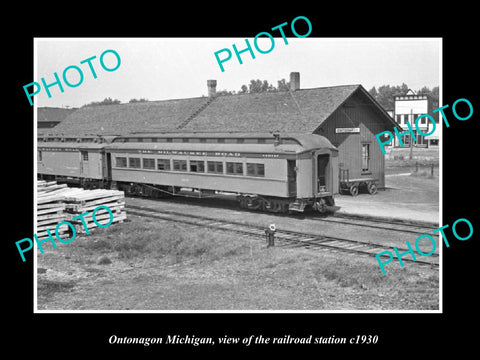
[
  {"xmin": 50, "ymin": 97, "xmax": 210, "ymax": 136},
  {"xmin": 48, "ymin": 84, "xmax": 396, "ymax": 136},
  {"xmin": 183, "ymin": 85, "xmax": 361, "ymax": 133}
]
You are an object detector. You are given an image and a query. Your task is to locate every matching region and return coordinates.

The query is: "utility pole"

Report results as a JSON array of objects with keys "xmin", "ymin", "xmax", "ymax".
[{"xmin": 409, "ymin": 108, "xmax": 413, "ymax": 160}]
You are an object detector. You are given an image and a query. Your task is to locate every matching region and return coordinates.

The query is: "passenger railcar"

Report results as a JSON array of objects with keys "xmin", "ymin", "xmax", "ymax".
[
  {"xmin": 105, "ymin": 132, "xmax": 339, "ymax": 213},
  {"xmin": 37, "ymin": 135, "xmax": 112, "ymax": 188}
]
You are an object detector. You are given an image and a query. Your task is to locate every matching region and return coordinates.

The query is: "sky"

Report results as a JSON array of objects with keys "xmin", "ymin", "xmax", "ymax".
[{"xmin": 34, "ymin": 38, "xmax": 441, "ymax": 108}]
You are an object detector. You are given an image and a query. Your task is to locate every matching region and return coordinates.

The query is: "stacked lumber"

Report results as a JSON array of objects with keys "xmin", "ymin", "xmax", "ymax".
[
  {"xmin": 36, "ymin": 180, "xmax": 126, "ymax": 238},
  {"xmin": 37, "ymin": 180, "xmax": 69, "ymax": 240},
  {"xmin": 63, "ymin": 188, "xmax": 126, "ymax": 234}
]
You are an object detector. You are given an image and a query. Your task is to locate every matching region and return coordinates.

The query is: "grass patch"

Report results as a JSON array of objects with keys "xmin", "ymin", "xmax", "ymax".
[
  {"xmin": 410, "ymin": 169, "xmax": 435, "ymax": 178},
  {"xmin": 37, "ymin": 279, "xmax": 75, "ymax": 298},
  {"xmin": 313, "ymin": 258, "xmax": 409, "ymax": 289},
  {"xmin": 84, "ymin": 219, "xmax": 251, "ymax": 263}
]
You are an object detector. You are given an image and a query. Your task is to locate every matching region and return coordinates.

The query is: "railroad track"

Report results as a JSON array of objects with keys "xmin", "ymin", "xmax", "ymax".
[
  {"xmin": 313, "ymin": 214, "xmax": 439, "ymax": 236},
  {"xmin": 126, "ymin": 204, "xmax": 439, "ymax": 268},
  {"xmin": 125, "ymin": 194, "xmax": 438, "ymax": 236}
]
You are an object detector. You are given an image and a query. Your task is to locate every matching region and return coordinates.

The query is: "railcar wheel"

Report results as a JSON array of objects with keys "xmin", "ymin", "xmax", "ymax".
[
  {"xmin": 349, "ymin": 184, "xmax": 359, "ymax": 196},
  {"xmin": 269, "ymin": 200, "xmax": 283, "ymax": 213},
  {"xmin": 315, "ymin": 198, "xmax": 327, "ymax": 214},
  {"xmin": 367, "ymin": 183, "xmax": 378, "ymax": 195}
]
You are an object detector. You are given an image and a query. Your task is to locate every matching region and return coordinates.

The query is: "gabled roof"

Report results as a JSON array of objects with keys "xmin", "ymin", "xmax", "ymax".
[
  {"xmin": 50, "ymin": 97, "xmax": 210, "ymax": 136},
  {"xmin": 48, "ymin": 84, "xmax": 398, "ymax": 136},
  {"xmin": 183, "ymin": 85, "xmax": 361, "ymax": 133},
  {"xmin": 37, "ymin": 107, "xmax": 77, "ymax": 123}
]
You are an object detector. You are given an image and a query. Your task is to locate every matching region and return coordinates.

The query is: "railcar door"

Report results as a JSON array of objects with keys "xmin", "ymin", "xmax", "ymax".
[
  {"xmin": 287, "ymin": 160, "xmax": 297, "ymax": 197},
  {"xmin": 105, "ymin": 152, "xmax": 112, "ymax": 181},
  {"xmin": 317, "ymin": 154, "xmax": 329, "ymax": 192}
]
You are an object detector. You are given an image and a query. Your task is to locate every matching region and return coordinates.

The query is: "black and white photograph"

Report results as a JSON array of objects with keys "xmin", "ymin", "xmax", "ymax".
[
  {"xmin": 6, "ymin": 7, "xmax": 478, "ymax": 356},
  {"xmin": 32, "ymin": 37, "xmax": 441, "ymax": 312}
]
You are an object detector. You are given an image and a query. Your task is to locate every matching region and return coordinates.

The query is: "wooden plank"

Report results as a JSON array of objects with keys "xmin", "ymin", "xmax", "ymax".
[
  {"xmin": 37, "ymin": 202, "xmax": 67, "ymax": 210},
  {"xmin": 37, "ymin": 217, "xmax": 67, "ymax": 227},
  {"xmin": 65, "ymin": 196, "xmax": 124, "ymax": 210},
  {"xmin": 37, "ymin": 211, "xmax": 66, "ymax": 221},
  {"xmin": 66, "ymin": 200, "xmax": 125, "ymax": 213},
  {"xmin": 37, "ymin": 205, "xmax": 66, "ymax": 215},
  {"xmin": 63, "ymin": 190, "xmax": 124, "ymax": 202},
  {"xmin": 37, "ymin": 183, "xmax": 68, "ymax": 193}
]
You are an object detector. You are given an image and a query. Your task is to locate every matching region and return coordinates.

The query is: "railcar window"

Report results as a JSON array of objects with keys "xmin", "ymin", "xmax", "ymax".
[
  {"xmin": 217, "ymin": 139, "xmax": 225, "ymax": 143},
  {"xmin": 157, "ymin": 159, "xmax": 171, "ymax": 171},
  {"xmin": 190, "ymin": 160, "xmax": 205, "ymax": 172},
  {"xmin": 129, "ymin": 157, "xmax": 141, "ymax": 168},
  {"xmin": 247, "ymin": 163, "xmax": 265, "ymax": 177},
  {"xmin": 173, "ymin": 160, "xmax": 187, "ymax": 171},
  {"xmin": 38, "ymin": 150, "xmax": 42, "ymax": 162},
  {"xmin": 207, "ymin": 161, "xmax": 223, "ymax": 174},
  {"xmin": 226, "ymin": 162, "xmax": 243, "ymax": 175},
  {"xmin": 143, "ymin": 158, "xmax": 155, "ymax": 169},
  {"xmin": 81, "ymin": 151, "xmax": 89, "ymax": 161},
  {"xmin": 116, "ymin": 157, "xmax": 127, "ymax": 167}
]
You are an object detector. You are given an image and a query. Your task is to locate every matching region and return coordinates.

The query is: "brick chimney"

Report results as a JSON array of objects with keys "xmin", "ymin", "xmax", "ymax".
[
  {"xmin": 290, "ymin": 72, "xmax": 300, "ymax": 91},
  {"xmin": 207, "ymin": 79, "xmax": 217, "ymax": 97}
]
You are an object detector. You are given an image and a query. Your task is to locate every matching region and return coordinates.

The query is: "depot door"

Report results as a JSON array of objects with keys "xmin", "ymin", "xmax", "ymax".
[
  {"xmin": 287, "ymin": 160, "xmax": 296, "ymax": 197},
  {"xmin": 317, "ymin": 154, "xmax": 329, "ymax": 192}
]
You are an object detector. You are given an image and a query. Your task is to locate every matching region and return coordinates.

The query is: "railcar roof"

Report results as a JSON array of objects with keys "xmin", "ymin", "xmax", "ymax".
[
  {"xmin": 107, "ymin": 133, "xmax": 337, "ymax": 154},
  {"xmin": 37, "ymin": 141, "xmax": 107, "ymax": 150}
]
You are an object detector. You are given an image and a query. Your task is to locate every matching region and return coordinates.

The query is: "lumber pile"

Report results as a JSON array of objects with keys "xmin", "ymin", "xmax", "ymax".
[
  {"xmin": 37, "ymin": 180, "xmax": 126, "ymax": 238},
  {"xmin": 37, "ymin": 181, "xmax": 69, "ymax": 240}
]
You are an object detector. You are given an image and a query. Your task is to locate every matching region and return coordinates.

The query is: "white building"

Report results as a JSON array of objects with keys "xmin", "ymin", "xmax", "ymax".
[{"xmin": 393, "ymin": 89, "xmax": 439, "ymax": 147}]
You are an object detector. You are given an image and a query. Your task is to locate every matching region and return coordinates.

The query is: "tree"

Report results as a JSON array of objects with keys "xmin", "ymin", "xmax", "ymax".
[
  {"xmin": 248, "ymin": 79, "xmax": 266, "ymax": 93},
  {"xmin": 369, "ymin": 83, "xmax": 409, "ymax": 110},
  {"xmin": 82, "ymin": 97, "xmax": 121, "ymax": 107},
  {"xmin": 417, "ymin": 86, "xmax": 439, "ymax": 110},
  {"xmin": 277, "ymin": 78, "xmax": 290, "ymax": 92},
  {"xmin": 369, "ymin": 83, "xmax": 439, "ymax": 113},
  {"xmin": 238, "ymin": 78, "xmax": 290, "ymax": 94}
]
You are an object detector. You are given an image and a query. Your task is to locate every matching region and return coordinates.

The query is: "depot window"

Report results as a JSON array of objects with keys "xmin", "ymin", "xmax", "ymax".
[
  {"xmin": 173, "ymin": 160, "xmax": 187, "ymax": 171},
  {"xmin": 207, "ymin": 161, "xmax": 223, "ymax": 174},
  {"xmin": 226, "ymin": 162, "xmax": 243, "ymax": 175},
  {"xmin": 361, "ymin": 144, "xmax": 370, "ymax": 172},
  {"xmin": 190, "ymin": 160, "xmax": 205, "ymax": 172},
  {"xmin": 142, "ymin": 158, "xmax": 155, "ymax": 169},
  {"xmin": 129, "ymin": 157, "xmax": 141, "ymax": 169},
  {"xmin": 247, "ymin": 163, "xmax": 265, "ymax": 177},
  {"xmin": 81, "ymin": 151, "xmax": 88, "ymax": 161},
  {"xmin": 116, "ymin": 157, "xmax": 127, "ymax": 168},
  {"xmin": 157, "ymin": 159, "xmax": 171, "ymax": 171}
]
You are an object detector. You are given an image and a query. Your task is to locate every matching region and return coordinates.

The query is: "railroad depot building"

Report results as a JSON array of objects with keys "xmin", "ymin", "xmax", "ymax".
[{"xmin": 44, "ymin": 72, "xmax": 400, "ymax": 190}]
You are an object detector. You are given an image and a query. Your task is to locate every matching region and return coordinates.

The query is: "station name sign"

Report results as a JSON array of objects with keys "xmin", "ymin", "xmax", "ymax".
[{"xmin": 335, "ymin": 127, "xmax": 360, "ymax": 134}]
